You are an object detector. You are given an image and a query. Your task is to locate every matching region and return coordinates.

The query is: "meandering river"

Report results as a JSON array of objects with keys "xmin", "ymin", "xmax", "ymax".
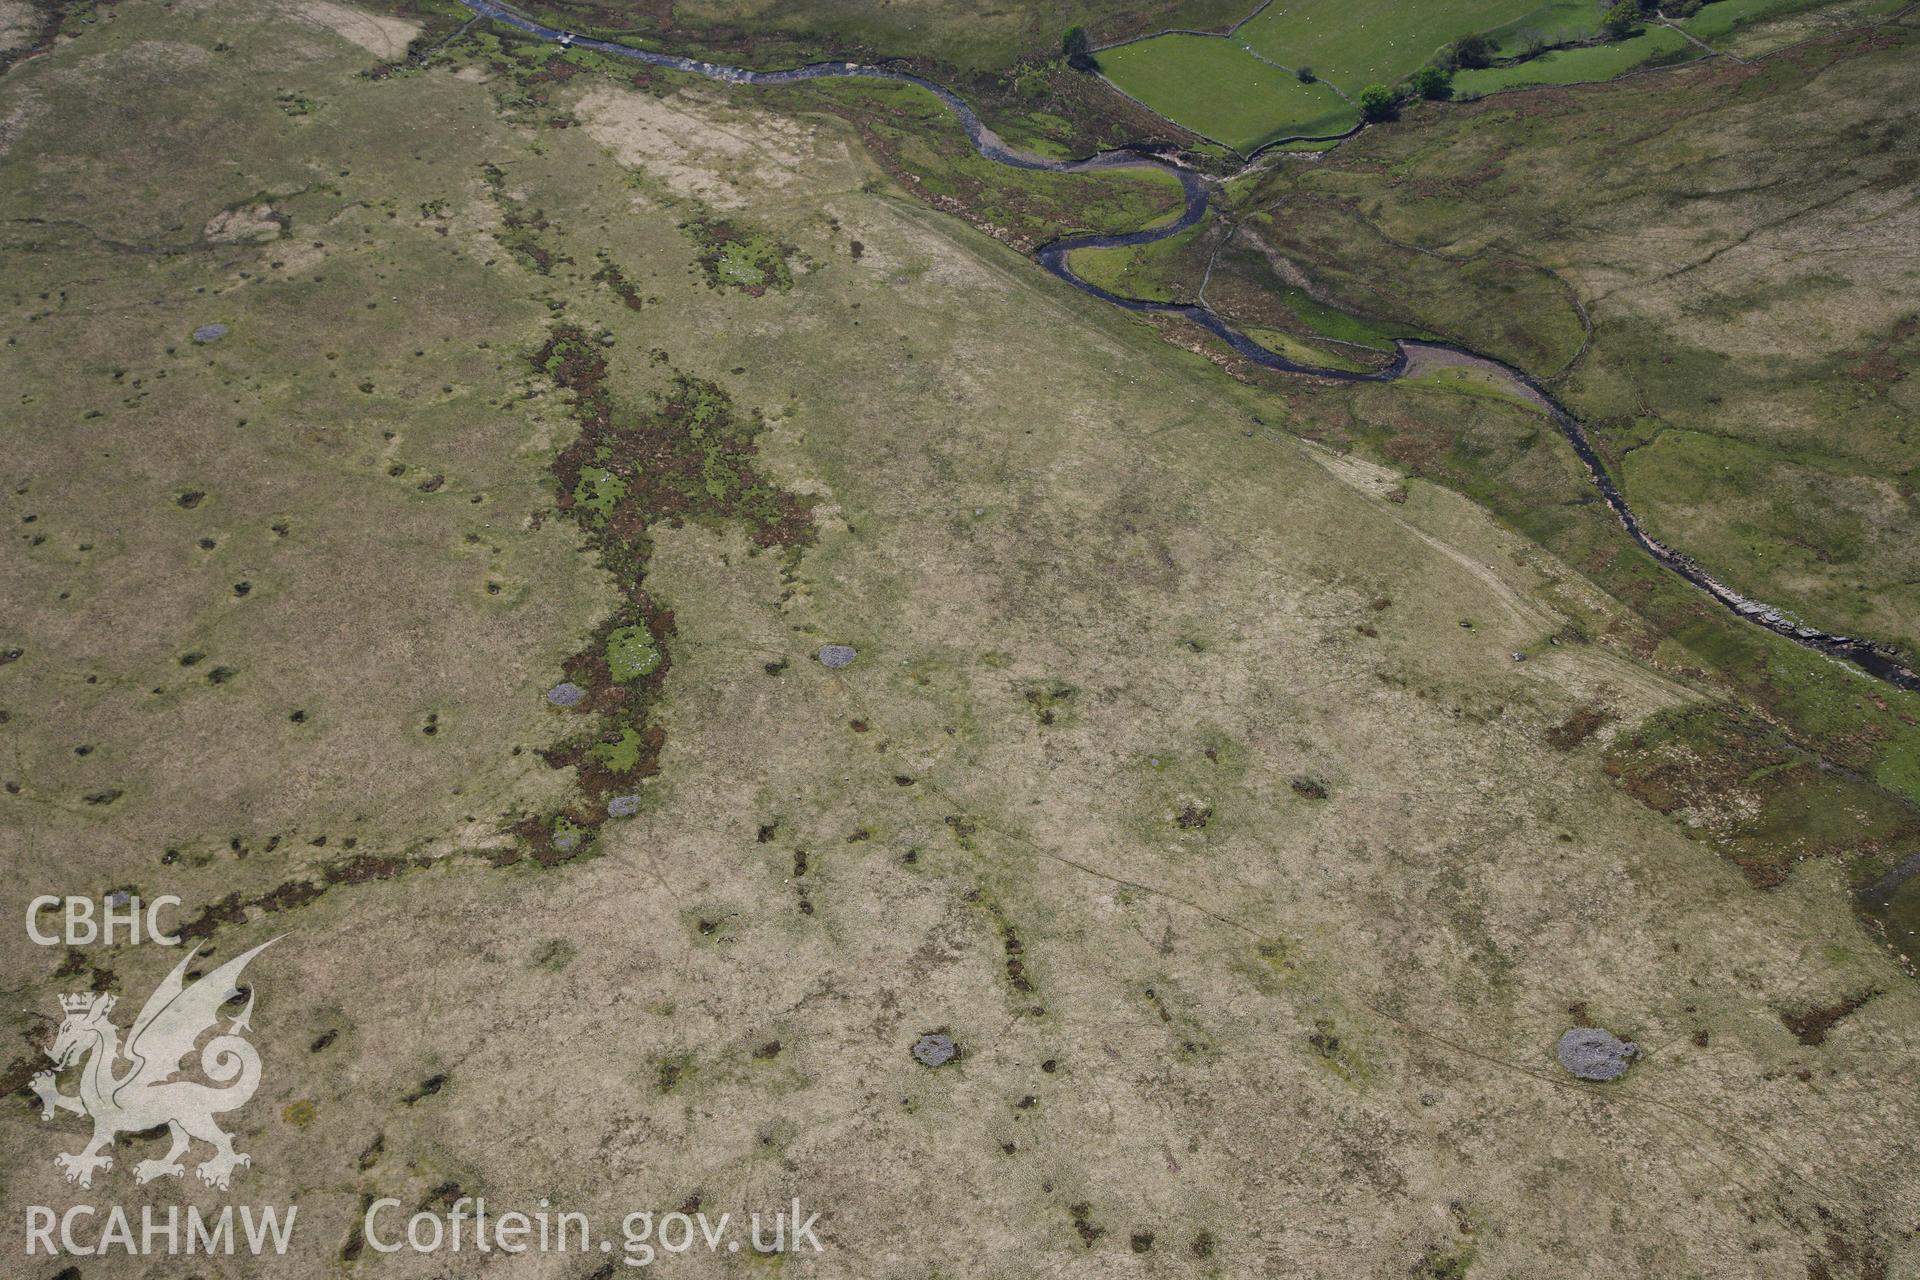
[{"xmin": 455, "ymin": 0, "xmax": 1917, "ymax": 693}]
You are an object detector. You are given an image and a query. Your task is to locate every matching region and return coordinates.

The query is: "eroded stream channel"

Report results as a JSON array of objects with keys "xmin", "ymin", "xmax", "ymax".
[{"xmin": 457, "ymin": 0, "xmax": 1918, "ymax": 694}]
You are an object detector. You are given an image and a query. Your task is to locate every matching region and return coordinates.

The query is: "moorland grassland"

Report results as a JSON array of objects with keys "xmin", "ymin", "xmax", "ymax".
[{"xmin": 1, "ymin": 0, "xmax": 1917, "ymax": 1276}]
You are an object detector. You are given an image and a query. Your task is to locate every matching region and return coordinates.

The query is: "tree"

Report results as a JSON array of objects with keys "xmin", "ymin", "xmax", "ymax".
[
  {"xmin": 1062, "ymin": 25, "xmax": 1097, "ymax": 71},
  {"xmin": 1296, "ymin": 64, "xmax": 1315, "ymax": 83},
  {"xmin": 1451, "ymin": 32, "xmax": 1495, "ymax": 69},
  {"xmin": 1358, "ymin": 84, "xmax": 1398, "ymax": 122},
  {"xmin": 1410, "ymin": 65, "xmax": 1453, "ymax": 100},
  {"xmin": 1602, "ymin": 0, "xmax": 1641, "ymax": 37}
]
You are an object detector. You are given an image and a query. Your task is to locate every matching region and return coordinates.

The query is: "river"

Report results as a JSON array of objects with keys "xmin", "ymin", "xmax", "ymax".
[{"xmin": 454, "ymin": 0, "xmax": 1918, "ymax": 693}]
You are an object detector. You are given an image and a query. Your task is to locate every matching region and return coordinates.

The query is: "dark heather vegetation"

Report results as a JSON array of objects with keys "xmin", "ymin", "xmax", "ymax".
[{"xmin": 522, "ymin": 324, "xmax": 812, "ymax": 861}]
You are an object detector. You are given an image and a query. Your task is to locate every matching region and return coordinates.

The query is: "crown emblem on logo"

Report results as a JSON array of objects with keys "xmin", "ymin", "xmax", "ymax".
[{"xmin": 39, "ymin": 940, "xmax": 276, "ymax": 1193}]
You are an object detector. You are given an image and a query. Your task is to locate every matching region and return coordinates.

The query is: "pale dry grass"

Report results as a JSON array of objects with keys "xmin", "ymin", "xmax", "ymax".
[
  {"xmin": 286, "ymin": 0, "xmax": 419, "ymax": 59},
  {"xmin": 0, "ymin": 0, "xmax": 33, "ymax": 54},
  {"xmin": 575, "ymin": 83, "xmax": 812, "ymax": 208}
]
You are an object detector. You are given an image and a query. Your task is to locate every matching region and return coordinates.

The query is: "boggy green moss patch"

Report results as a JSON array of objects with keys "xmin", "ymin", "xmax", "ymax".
[
  {"xmin": 604, "ymin": 625, "xmax": 662, "ymax": 681},
  {"xmin": 513, "ymin": 322, "xmax": 813, "ymax": 864},
  {"xmin": 685, "ymin": 215, "xmax": 794, "ymax": 295},
  {"xmin": 572, "ymin": 465, "xmax": 626, "ymax": 520},
  {"xmin": 587, "ymin": 725, "xmax": 649, "ymax": 772}
]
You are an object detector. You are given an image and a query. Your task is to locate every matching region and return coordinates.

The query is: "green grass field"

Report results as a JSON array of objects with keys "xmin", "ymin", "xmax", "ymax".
[
  {"xmin": 1242, "ymin": 326, "xmax": 1378, "ymax": 370},
  {"xmin": 1093, "ymin": 0, "xmax": 1863, "ymax": 152},
  {"xmin": 1680, "ymin": 0, "xmax": 1837, "ymax": 39},
  {"xmin": 1452, "ymin": 22, "xmax": 1696, "ymax": 93},
  {"xmin": 1099, "ymin": 33, "xmax": 1358, "ymax": 147},
  {"xmin": 1483, "ymin": 0, "xmax": 1609, "ymax": 54},
  {"xmin": 1097, "ymin": 0, "xmax": 1657, "ymax": 149},
  {"xmin": 1066, "ymin": 221, "xmax": 1209, "ymax": 300},
  {"xmin": 1238, "ymin": 0, "xmax": 1546, "ymax": 87},
  {"xmin": 1275, "ymin": 285, "xmax": 1414, "ymax": 349}
]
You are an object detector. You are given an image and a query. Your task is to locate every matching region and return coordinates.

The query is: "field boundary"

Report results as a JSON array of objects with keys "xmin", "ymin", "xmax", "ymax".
[
  {"xmin": 1096, "ymin": 0, "xmax": 1906, "ymax": 159},
  {"xmin": 1090, "ymin": 67, "xmax": 1359, "ymax": 157},
  {"xmin": 1657, "ymin": 8, "xmax": 1750, "ymax": 59},
  {"xmin": 1089, "ymin": 0, "xmax": 1275, "ymax": 53}
]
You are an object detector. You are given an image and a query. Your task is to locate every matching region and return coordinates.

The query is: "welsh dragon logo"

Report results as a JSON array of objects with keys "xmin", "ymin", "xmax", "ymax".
[{"xmin": 33, "ymin": 940, "xmax": 276, "ymax": 1191}]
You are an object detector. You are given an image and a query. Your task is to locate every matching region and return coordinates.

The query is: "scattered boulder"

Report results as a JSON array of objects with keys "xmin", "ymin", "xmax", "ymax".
[
  {"xmin": 606, "ymin": 794, "xmax": 640, "ymax": 819},
  {"xmin": 545, "ymin": 682, "xmax": 585, "ymax": 707},
  {"xmin": 817, "ymin": 644, "xmax": 857, "ymax": 670},
  {"xmin": 911, "ymin": 1032, "xmax": 956, "ymax": 1067},
  {"xmin": 192, "ymin": 324, "xmax": 228, "ymax": 343},
  {"xmin": 1556, "ymin": 1026, "xmax": 1636, "ymax": 1081}
]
